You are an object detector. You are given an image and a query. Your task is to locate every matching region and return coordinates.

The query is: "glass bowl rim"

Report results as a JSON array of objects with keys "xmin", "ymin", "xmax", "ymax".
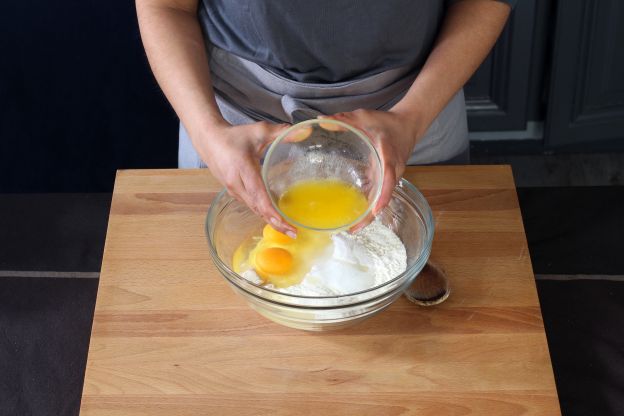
[
  {"xmin": 205, "ymin": 177, "xmax": 435, "ymax": 302},
  {"xmin": 260, "ymin": 118, "xmax": 384, "ymax": 232}
]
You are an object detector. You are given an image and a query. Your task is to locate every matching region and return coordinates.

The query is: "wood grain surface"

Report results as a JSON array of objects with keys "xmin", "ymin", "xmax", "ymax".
[{"xmin": 80, "ymin": 166, "xmax": 561, "ymax": 415}]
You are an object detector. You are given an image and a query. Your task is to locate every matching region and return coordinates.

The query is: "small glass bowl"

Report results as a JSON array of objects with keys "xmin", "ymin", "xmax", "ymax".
[
  {"xmin": 205, "ymin": 178, "xmax": 434, "ymax": 331},
  {"xmin": 261, "ymin": 119, "xmax": 383, "ymax": 232}
]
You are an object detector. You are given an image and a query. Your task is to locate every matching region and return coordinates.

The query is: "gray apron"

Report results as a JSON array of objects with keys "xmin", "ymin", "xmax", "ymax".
[{"xmin": 179, "ymin": 46, "xmax": 468, "ymax": 168}]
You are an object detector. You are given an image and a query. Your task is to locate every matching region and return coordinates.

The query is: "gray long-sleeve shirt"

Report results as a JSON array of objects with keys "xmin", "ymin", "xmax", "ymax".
[{"xmin": 199, "ymin": 0, "xmax": 514, "ymax": 83}]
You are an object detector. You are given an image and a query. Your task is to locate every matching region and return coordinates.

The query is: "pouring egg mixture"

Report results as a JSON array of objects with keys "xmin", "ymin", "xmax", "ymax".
[{"xmin": 233, "ymin": 179, "xmax": 407, "ymax": 296}]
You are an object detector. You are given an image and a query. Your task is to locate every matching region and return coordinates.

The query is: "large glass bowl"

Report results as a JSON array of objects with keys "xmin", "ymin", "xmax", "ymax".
[
  {"xmin": 205, "ymin": 179, "xmax": 434, "ymax": 331},
  {"xmin": 262, "ymin": 119, "xmax": 383, "ymax": 231}
]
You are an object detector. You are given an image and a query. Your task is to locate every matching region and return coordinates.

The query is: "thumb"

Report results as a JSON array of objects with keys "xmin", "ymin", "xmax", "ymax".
[
  {"xmin": 258, "ymin": 122, "xmax": 291, "ymax": 153},
  {"xmin": 264, "ymin": 122, "xmax": 291, "ymax": 140},
  {"xmin": 317, "ymin": 115, "xmax": 349, "ymax": 132}
]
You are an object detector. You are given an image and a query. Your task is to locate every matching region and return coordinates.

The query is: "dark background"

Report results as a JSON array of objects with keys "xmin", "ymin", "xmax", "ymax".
[
  {"xmin": 2, "ymin": 0, "xmax": 623, "ymax": 193},
  {"xmin": 0, "ymin": 0, "xmax": 178, "ymax": 193}
]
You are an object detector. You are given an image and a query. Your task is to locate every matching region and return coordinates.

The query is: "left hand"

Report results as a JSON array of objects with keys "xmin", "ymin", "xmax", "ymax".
[{"xmin": 322, "ymin": 109, "xmax": 426, "ymax": 216}]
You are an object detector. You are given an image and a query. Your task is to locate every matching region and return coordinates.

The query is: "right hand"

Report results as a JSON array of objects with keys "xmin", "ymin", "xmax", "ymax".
[{"xmin": 193, "ymin": 121, "xmax": 297, "ymax": 238}]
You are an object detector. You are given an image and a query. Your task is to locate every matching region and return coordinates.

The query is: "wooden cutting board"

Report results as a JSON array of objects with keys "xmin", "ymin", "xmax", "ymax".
[{"xmin": 80, "ymin": 166, "xmax": 561, "ymax": 415}]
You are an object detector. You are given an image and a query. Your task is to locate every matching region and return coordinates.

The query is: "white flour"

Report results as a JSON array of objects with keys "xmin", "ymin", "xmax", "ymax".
[
  {"xmin": 333, "ymin": 220, "xmax": 407, "ymax": 283},
  {"xmin": 242, "ymin": 220, "xmax": 407, "ymax": 296}
]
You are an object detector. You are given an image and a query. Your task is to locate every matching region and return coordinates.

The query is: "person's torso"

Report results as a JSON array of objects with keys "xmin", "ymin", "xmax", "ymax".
[{"xmin": 199, "ymin": 0, "xmax": 446, "ymax": 83}]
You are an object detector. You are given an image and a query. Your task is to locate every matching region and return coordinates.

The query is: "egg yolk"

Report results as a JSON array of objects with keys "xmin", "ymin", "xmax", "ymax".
[
  {"xmin": 262, "ymin": 224, "xmax": 293, "ymax": 245},
  {"xmin": 278, "ymin": 179, "xmax": 369, "ymax": 229},
  {"xmin": 254, "ymin": 247, "xmax": 293, "ymax": 277},
  {"xmin": 233, "ymin": 179, "xmax": 367, "ymax": 289}
]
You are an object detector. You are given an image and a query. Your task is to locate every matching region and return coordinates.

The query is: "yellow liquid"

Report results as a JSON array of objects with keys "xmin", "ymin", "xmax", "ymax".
[
  {"xmin": 278, "ymin": 179, "xmax": 369, "ymax": 229},
  {"xmin": 232, "ymin": 179, "xmax": 368, "ymax": 288}
]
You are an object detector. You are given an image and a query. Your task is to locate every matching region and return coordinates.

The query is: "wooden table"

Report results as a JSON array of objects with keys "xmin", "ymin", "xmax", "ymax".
[{"xmin": 80, "ymin": 166, "xmax": 561, "ymax": 415}]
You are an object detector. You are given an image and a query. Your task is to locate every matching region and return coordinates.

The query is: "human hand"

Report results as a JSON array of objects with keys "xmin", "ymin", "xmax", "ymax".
[
  {"xmin": 193, "ymin": 121, "xmax": 297, "ymax": 238},
  {"xmin": 321, "ymin": 109, "xmax": 426, "ymax": 217}
]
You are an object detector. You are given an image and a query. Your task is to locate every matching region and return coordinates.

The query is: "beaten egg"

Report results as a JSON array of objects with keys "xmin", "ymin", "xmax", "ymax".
[{"xmin": 278, "ymin": 179, "xmax": 369, "ymax": 229}]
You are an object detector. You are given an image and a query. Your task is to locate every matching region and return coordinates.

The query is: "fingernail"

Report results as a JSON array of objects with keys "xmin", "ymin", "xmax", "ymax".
[
  {"xmin": 286, "ymin": 231, "xmax": 297, "ymax": 240},
  {"xmin": 270, "ymin": 217, "xmax": 280, "ymax": 227}
]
